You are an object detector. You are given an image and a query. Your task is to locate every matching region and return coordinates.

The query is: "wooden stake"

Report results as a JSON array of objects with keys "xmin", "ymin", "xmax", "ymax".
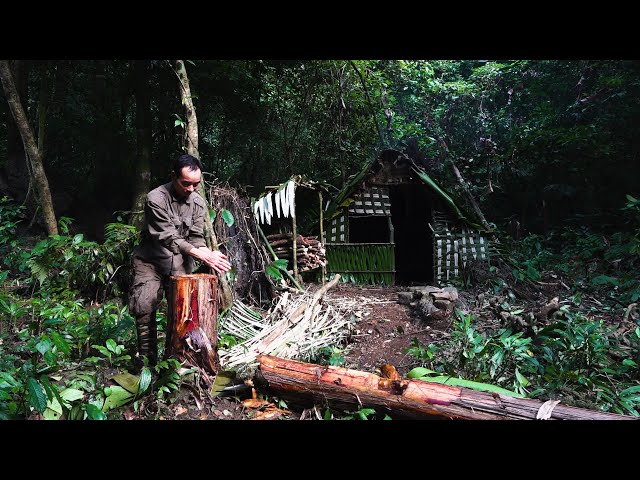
[{"xmin": 319, "ymin": 190, "xmax": 325, "ymax": 285}]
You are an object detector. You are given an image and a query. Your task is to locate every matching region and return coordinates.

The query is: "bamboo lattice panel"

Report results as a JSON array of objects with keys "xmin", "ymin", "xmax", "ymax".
[
  {"xmin": 325, "ymin": 243, "xmax": 395, "ymax": 285},
  {"xmin": 348, "ymin": 186, "xmax": 391, "ymax": 216}
]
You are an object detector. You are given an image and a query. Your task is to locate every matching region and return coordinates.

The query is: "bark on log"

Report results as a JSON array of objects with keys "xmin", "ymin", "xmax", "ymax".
[
  {"xmin": 257, "ymin": 355, "xmax": 633, "ymax": 420},
  {"xmin": 166, "ymin": 273, "xmax": 220, "ymax": 375}
]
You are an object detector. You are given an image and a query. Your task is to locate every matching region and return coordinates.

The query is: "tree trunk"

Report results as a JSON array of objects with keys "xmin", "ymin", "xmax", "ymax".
[
  {"xmin": 4, "ymin": 60, "xmax": 30, "ymax": 204},
  {"xmin": 447, "ymin": 157, "xmax": 493, "ymax": 232},
  {"xmin": 130, "ymin": 60, "xmax": 152, "ymax": 230},
  {"xmin": 0, "ymin": 60, "xmax": 58, "ymax": 235},
  {"xmin": 257, "ymin": 355, "xmax": 633, "ymax": 420},
  {"xmin": 156, "ymin": 64, "xmax": 172, "ymax": 181},
  {"xmin": 166, "ymin": 273, "xmax": 220, "ymax": 375},
  {"xmin": 175, "ymin": 59, "xmax": 233, "ymax": 311}
]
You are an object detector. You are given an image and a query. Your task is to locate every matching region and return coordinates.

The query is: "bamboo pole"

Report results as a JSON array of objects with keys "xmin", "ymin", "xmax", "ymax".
[
  {"xmin": 257, "ymin": 224, "xmax": 302, "ymax": 290},
  {"xmin": 292, "ymin": 194, "xmax": 299, "ymax": 282},
  {"xmin": 319, "ymin": 190, "xmax": 325, "ymax": 285}
]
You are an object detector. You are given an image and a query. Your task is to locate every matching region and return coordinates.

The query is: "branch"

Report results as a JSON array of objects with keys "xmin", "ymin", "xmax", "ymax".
[{"xmin": 349, "ymin": 61, "xmax": 385, "ymax": 146}]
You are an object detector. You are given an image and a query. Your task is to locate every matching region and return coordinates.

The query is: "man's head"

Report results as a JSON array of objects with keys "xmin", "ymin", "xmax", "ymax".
[{"xmin": 171, "ymin": 154, "xmax": 202, "ymax": 199}]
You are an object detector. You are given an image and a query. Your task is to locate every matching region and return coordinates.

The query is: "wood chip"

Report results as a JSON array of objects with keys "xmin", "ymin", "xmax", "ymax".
[{"xmin": 536, "ymin": 400, "xmax": 561, "ymax": 420}]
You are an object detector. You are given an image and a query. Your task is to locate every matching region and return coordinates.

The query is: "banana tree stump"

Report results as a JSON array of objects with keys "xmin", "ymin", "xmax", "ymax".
[{"xmin": 166, "ymin": 273, "xmax": 220, "ymax": 375}]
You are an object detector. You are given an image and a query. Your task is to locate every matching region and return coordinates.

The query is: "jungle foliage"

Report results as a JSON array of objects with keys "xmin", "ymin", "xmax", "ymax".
[{"xmin": 2, "ymin": 60, "xmax": 640, "ymax": 419}]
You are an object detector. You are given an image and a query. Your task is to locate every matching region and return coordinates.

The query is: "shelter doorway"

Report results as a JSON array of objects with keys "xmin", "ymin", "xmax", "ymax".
[{"xmin": 389, "ymin": 184, "xmax": 433, "ymax": 284}]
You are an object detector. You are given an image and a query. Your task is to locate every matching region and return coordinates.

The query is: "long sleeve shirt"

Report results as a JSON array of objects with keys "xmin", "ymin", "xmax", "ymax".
[{"xmin": 133, "ymin": 182, "xmax": 208, "ymax": 275}]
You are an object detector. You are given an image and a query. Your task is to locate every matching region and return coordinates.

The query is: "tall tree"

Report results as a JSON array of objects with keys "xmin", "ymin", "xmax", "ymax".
[
  {"xmin": 0, "ymin": 60, "xmax": 58, "ymax": 235},
  {"xmin": 174, "ymin": 59, "xmax": 232, "ymax": 309},
  {"xmin": 130, "ymin": 60, "xmax": 152, "ymax": 229},
  {"xmin": 3, "ymin": 60, "xmax": 30, "ymax": 204}
]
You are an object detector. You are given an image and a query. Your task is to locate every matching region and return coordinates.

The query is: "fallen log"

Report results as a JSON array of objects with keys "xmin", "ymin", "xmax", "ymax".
[{"xmin": 257, "ymin": 355, "xmax": 634, "ymax": 420}]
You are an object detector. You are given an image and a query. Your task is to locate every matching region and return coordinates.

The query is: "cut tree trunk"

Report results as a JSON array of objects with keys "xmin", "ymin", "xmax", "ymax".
[
  {"xmin": 257, "ymin": 355, "xmax": 633, "ymax": 420},
  {"xmin": 166, "ymin": 274, "xmax": 220, "ymax": 375}
]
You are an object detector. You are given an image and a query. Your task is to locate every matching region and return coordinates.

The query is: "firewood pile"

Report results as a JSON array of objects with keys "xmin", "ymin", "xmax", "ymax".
[{"xmin": 267, "ymin": 233, "xmax": 326, "ymax": 272}]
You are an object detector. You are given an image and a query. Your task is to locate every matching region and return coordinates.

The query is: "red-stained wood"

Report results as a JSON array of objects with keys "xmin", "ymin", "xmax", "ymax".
[
  {"xmin": 257, "ymin": 355, "xmax": 634, "ymax": 420},
  {"xmin": 166, "ymin": 273, "xmax": 220, "ymax": 375}
]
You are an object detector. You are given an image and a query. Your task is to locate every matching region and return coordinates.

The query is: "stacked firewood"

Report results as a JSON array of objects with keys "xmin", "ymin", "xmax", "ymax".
[{"xmin": 267, "ymin": 233, "xmax": 326, "ymax": 272}]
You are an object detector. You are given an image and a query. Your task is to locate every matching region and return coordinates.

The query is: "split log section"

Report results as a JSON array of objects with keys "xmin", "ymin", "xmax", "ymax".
[
  {"xmin": 258, "ymin": 355, "xmax": 634, "ymax": 420},
  {"xmin": 166, "ymin": 273, "xmax": 220, "ymax": 375}
]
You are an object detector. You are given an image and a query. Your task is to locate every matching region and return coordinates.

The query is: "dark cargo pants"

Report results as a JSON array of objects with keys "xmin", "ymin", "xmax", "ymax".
[{"xmin": 128, "ymin": 256, "xmax": 185, "ymax": 366}]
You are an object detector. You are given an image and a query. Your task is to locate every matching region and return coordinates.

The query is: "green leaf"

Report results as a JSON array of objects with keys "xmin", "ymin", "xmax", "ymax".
[
  {"xmin": 72, "ymin": 234, "xmax": 84, "ymax": 244},
  {"xmin": 84, "ymin": 403, "xmax": 107, "ymax": 420},
  {"xmin": 93, "ymin": 345, "xmax": 111, "ymax": 357},
  {"xmin": 60, "ymin": 388, "xmax": 84, "ymax": 403},
  {"xmin": 111, "ymin": 373, "xmax": 140, "ymax": 395},
  {"xmin": 102, "ymin": 385, "xmax": 135, "ymax": 411},
  {"xmin": 590, "ymin": 275, "xmax": 619, "ymax": 286},
  {"xmin": 106, "ymin": 339, "xmax": 118, "ymax": 353},
  {"xmin": 515, "ymin": 368, "xmax": 530, "ymax": 387},
  {"xmin": 27, "ymin": 378, "xmax": 48, "ymax": 413},
  {"xmin": 221, "ymin": 209, "xmax": 234, "ymax": 227},
  {"xmin": 68, "ymin": 404, "xmax": 84, "ymax": 421},
  {"xmin": 43, "ymin": 402, "xmax": 63, "ymax": 420},
  {"xmin": 210, "ymin": 210, "xmax": 217, "ymax": 222},
  {"xmin": 620, "ymin": 385, "xmax": 640, "ymax": 397},
  {"xmin": 406, "ymin": 367, "xmax": 439, "ymax": 378},
  {"xmin": 414, "ymin": 375, "xmax": 525, "ymax": 398},
  {"xmin": 265, "ymin": 264, "xmax": 283, "ymax": 280},
  {"xmin": 50, "ymin": 331, "xmax": 71, "ymax": 355},
  {"xmin": 35, "ymin": 336, "xmax": 53, "ymax": 356},
  {"xmin": 38, "ymin": 375, "xmax": 56, "ymax": 402},
  {"xmin": 138, "ymin": 367, "xmax": 152, "ymax": 396},
  {"xmin": 271, "ymin": 259, "xmax": 289, "ymax": 270}
]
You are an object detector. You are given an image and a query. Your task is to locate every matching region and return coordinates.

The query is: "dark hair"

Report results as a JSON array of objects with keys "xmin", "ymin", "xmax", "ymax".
[{"xmin": 173, "ymin": 154, "xmax": 202, "ymax": 177}]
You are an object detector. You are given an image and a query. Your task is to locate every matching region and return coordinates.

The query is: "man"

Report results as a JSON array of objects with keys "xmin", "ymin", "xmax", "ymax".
[{"xmin": 128, "ymin": 154, "xmax": 232, "ymax": 367}]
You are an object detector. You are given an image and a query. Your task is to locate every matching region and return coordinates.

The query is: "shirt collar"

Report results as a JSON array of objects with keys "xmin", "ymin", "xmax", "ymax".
[{"xmin": 167, "ymin": 182, "xmax": 192, "ymax": 205}]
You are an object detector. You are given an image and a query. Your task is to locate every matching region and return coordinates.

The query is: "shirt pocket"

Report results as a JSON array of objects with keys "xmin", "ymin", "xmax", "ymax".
[
  {"xmin": 171, "ymin": 215, "xmax": 184, "ymax": 236},
  {"xmin": 183, "ymin": 214, "xmax": 193, "ymax": 235}
]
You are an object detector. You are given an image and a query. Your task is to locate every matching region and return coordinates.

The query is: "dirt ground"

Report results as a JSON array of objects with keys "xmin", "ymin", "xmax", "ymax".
[{"xmin": 134, "ymin": 282, "xmax": 455, "ymax": 421}]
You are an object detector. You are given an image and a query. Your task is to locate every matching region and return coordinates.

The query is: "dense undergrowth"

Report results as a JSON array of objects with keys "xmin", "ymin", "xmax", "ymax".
[
  {"xmin": 407, "ymin": 194, "xmax": 640, "ymax": 416},
  {"xmin": 1, "ymin": 194, "xmax": 640, "ymax": 419}
]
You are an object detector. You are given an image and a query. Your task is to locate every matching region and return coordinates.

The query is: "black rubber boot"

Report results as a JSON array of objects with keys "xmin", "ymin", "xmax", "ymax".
[{"xmin": 135, "ymin": 312, "xmax": 158, "ymax": 367}]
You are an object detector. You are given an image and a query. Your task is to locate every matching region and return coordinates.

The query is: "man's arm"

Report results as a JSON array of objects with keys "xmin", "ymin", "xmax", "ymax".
[{"xmin": 187, "ymin": 199, "xmax": 232, "ymax": 273}]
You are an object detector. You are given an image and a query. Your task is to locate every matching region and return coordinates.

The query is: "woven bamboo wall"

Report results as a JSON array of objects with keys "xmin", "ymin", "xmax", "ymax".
[
  {"xmin": 432, "ymin": 210, "xmax": 488, "ymax": 283},
  {"xmin": 325, "ymin": 243, "xmax": 395, "ymax": 285}
]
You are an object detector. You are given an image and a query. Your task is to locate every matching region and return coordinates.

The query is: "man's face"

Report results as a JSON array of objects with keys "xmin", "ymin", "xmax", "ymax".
[{"xmin": 172, "ymin": 166, "xmax": 202, "ymax": 199}]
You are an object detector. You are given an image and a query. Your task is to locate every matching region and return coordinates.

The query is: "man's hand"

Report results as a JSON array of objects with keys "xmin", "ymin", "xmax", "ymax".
[{"xmin": 191, "ymin": 247, "xmax": 232, "ymax": 274}]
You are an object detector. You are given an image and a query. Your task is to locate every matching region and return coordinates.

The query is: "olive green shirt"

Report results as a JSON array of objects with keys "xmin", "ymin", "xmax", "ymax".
[{"xmin": 133, "ymin": 182, "xmax": 207, "ymax": 275}]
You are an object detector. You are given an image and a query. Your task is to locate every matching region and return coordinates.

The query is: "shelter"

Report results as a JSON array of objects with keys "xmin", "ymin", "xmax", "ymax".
[{"xmin": 323, "ymin": 149, "xmax": 492, "ymax": 285}]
